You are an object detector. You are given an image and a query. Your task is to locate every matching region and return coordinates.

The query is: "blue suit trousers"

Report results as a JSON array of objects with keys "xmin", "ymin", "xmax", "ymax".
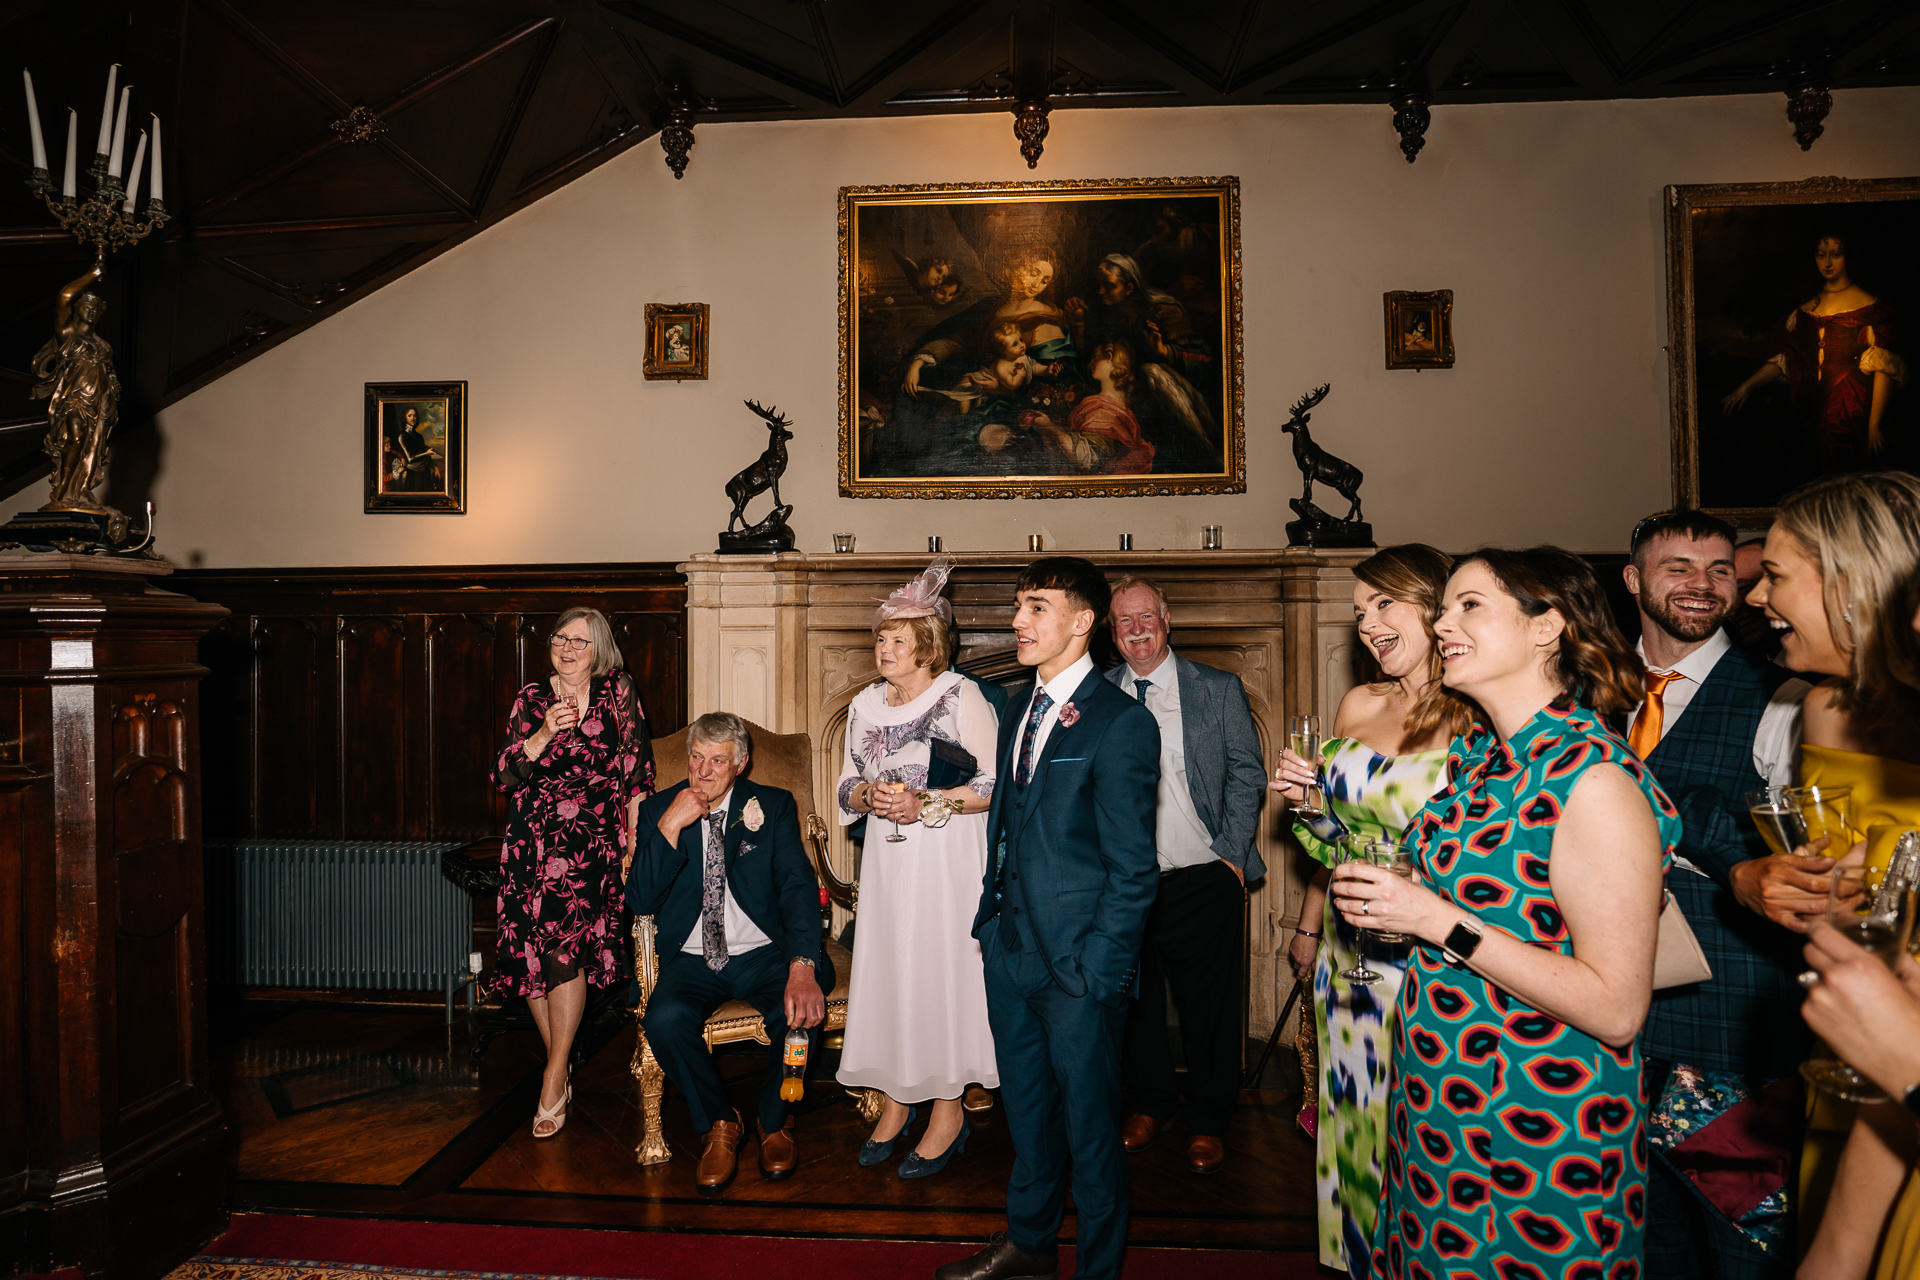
[{"xmin": 982, "ymin": 918, "xmax": 1129, "ymax": 1280}]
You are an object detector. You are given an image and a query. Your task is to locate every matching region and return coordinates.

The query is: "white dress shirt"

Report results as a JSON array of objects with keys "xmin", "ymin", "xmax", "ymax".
[
  {"xmin": 1125, "ymin": 652, "xmax": 1218, "ymax": 871},
  {"xmin": 678, "ymin": 786, "xmax": 774, "ymax": 957},
  {"xmin": 1019, "ymin": 650, "xmax": 1097, "ymax": 770}
]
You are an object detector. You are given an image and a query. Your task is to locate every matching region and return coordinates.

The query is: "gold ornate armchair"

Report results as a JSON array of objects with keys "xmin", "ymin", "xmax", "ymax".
[{"xmin": 628, "ymin": 721, "xmax": 862, "ymax": 1164}]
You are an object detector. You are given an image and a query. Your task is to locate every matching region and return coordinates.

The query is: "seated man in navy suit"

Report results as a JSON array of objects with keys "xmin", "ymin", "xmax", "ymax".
[
  {"xmin": 627, "ymin": 712, "xmax": 834, "ymax": 1197},
  {"xmin": 936, "ymin": 558, "xmax": 1160, "ymax": 1280}
]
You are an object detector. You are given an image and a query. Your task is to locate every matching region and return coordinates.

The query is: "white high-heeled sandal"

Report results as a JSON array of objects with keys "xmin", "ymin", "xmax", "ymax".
[{"xmin": 533, "ymin": 1082, "xmax": 571, "ymax": 1139}]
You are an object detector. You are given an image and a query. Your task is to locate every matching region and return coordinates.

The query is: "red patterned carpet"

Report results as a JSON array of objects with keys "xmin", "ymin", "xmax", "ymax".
[{"xmin": 174, "ymin": 1213, "xmax": 1323, "ymax": 1280}]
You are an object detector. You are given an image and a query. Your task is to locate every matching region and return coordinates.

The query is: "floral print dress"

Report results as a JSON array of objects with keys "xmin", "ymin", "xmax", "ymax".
[
  {"xmin": 1370, "ymin": 697, "xmax": 1680, "ymax": 1280},
  {"xmin": 1294, "ymin": 738, "xmax": 1452, "ymax": 1273},
  {"xmin": 490, "ymin": 670, "xmax": 653, "ymax": 998}
]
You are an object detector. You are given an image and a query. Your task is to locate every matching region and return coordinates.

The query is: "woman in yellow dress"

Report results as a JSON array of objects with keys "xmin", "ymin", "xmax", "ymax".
[{"xmin": 1748, "ymin": 469, "xmax": 1920, "ymax": 1279}]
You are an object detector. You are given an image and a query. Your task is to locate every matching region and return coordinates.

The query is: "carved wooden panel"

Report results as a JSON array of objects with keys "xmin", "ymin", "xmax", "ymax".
[{"xmin": 172, "ymin": 563, "xmax": 687, "ymax": 841}]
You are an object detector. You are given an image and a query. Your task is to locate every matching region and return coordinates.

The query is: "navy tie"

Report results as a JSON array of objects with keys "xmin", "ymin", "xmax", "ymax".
[
  {"xmin": 1135, "ymin": 678, "xmax": 1151, "ymax": 704},
  {"xmin": 1016, "ymin": 688, "xmax": 1054, "ymax": 788}
]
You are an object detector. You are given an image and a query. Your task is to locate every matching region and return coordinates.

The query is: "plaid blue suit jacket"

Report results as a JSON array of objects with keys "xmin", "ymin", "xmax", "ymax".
[{"xmin": 1638, "ymin": 643, "xmax": 1811, "ymax": 1076}]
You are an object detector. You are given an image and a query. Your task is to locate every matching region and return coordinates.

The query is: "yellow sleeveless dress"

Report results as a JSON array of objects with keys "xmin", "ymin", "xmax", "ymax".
[{"xmin": 1798, "ymin": 743, "xmax": 1920, "ymax": 1277}]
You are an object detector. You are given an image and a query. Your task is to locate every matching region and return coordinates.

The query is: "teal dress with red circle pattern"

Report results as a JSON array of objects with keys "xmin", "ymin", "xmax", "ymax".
[{"xmin": 1369, "ymin": 696, "xmax": 1680, "ymax": 1280}]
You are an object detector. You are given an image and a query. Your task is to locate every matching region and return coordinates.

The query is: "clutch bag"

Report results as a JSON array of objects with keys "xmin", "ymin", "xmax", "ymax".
[
  {"xmin": 1653, "ymin": 889, "xmax": 1713, "ymax": 990},
  {"xmin": 926, "ymin": 738, "xmax": 978, "ymax": 791}
]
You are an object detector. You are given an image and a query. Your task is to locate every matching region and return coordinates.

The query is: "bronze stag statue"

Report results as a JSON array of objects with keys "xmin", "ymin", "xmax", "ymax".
[
  {"xmin": 717, "ymin": 400, "xmax": 796, "ymax": 554},
  {"xmin": 1281, "ymin": 384, "xmax": 1372, "ymax": 548}
]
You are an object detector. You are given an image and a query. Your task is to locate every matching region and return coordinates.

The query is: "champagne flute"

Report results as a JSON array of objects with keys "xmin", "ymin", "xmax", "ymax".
[
  {"xmin": 881, "ymin": 770, "xmax": 908, "ymax": 843},
  {"xmin": 1792, "ymin": 784, "xmax": 1859, "ymax": 857},
  {"xmin": 1747, "ymin": 785, "xmax": 1809, "ymax": 858},
  {"xmin": 1801, "ymin": 842, "xmax": 1915, "ymax": 1103},
  {"xmin": 1335, "ymin": 836, "xmax": 1384, "ymax": 985},
  {"xmin": 1289, "ymin": 714, "xmax": 1325, "ymax": 819}
]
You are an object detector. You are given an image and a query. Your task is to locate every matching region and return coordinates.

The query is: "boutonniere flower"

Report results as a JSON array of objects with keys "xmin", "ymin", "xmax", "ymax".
[
  {"xmin": 1058, "ymin": 702, "xmax": 1080, "ymax": 729},
  {"xmin": 737, "ymin": 797, "xmax": 766, "ymax": 832}
]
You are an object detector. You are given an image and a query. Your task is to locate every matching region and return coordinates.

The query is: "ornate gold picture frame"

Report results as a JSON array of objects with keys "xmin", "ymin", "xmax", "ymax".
[
  {"xmin": 1666, "ymin": 175, "xmax": 1919, "ymax": 522},
  {"xmin": 1383, "ymin": 290, "xmax": 1454, "ymax": 369},
  {"xmin": 364, "ymin": 380, "xmax": 465, "ymax": 514},
  {"xmin": 839, "ymin": 176, "xmax": 1243, "ymax": 499},
  {"xmin": 643, "ymin": 302, "xmax": 709, "ymax": 381}
]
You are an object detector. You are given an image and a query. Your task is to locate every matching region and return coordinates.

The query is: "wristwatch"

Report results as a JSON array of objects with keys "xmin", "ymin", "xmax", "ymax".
[
  {"xmin": 790, "ymin": 956, "xmax": 815, "ymax": 970},
  {"xmin": 1441, "ymin": 916, "xmax": 1486, "ymax": 965}
]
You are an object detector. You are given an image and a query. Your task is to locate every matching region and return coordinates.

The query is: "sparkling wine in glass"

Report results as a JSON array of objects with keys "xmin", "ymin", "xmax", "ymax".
[
  {"xmin": 882, "ymin": 771, "xmax": 908, "ymax": 843},
  {"xmin": 1801, "ymin": 842, "xmax": 1915, "ymax": 1103},
  {"xmin": 1747, "ymin": 786, "xmax": 1809, "ymax": 858},
  {"xmin": 1335, "ymin": 836, "xmax": 1384, "ymax": 985},
  {"xmin": 1289, "ymin": 714, "xmax": 1325, "ymax": 819},
  {"xmin": 1793, "ymin": 784, "xmax": 1859, "ymax": 857}
]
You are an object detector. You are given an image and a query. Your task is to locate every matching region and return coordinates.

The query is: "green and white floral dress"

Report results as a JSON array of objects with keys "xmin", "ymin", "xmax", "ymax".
[{"xmin": 1292, "ymin": 737, "xmax": 1450, "ymax": 1273}]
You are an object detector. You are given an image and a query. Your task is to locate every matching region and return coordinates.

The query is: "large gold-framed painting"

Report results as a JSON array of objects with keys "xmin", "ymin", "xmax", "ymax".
[{"xmin": 839, "ymin": 177, "xmax": 1243, "ymax": 499}]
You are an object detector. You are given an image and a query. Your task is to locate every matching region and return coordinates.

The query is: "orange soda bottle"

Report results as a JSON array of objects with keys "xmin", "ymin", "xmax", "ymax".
[{"xmin": 779, "ymin": 1026, "xmax": 807, "ymax": 1102}]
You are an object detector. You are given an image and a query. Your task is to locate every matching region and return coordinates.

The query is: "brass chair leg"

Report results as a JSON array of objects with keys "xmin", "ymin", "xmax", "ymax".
[
  {"xmin": 634, "ymin": 1029, "xmax": 672, "ymax": 1166},
  {"xmin": 854, "ymin": 1087, "xmax": 886, "ymax": 1122}
]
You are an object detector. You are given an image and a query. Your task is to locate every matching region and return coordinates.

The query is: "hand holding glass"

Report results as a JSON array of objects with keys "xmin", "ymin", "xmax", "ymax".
[
  {"xmin": 881, "ymin": 771, "xmax": 908, "ymax": 843},
  {"xmin": 1334, "ymin": 836, "xmax": 1390, "ymax": 985},
  {"xmin": 1801, "ymin": 845, "xmax": 1915, "ymax": 1103},
  {"xmin": 1288, "ymin": 715, "xmax": 1325, "ymax": 818}
]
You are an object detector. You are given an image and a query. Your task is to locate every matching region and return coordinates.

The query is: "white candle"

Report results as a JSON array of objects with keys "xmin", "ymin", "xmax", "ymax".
[
  {"xmin": 107, "ymin": 85, "xmax": 130, "ymax": 177},
  {"xmin": 121, "ymin": 130, "xmax": 146, "ymax": 212},
  {"xmin": 61, "ymin": 108, "xmax": 76, "ymax": 197},
  {"xmin": 22, "ymin": 69, "xmax": 46, "ymax": 170},
  {"xmin": 148, "ymin": 112, "xmax": 162, "ymax": 203},
  {"xmin": 95, "ymin": 63, "xmax": 117, "ymax": 157}
]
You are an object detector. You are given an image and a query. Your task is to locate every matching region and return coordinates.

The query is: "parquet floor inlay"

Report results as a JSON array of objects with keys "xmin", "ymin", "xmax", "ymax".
[{"xmin": 214, "ymin": 1002, "xmax": 1317, "ymax": 1251}]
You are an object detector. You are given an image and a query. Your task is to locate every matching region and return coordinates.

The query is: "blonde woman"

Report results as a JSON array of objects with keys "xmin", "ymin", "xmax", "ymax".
[
  {"xmin": 1746, "ymin": 471, "xmax": 1920, "ymax": 1279},
  {"xmin": 491, "ymin": 607, "xmax": 653, "ymax": 1138}
]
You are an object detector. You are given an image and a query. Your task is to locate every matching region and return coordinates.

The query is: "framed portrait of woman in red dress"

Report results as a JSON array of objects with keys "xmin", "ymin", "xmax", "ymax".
[
  {"xmin": 1667, "ymin": 175, "xmax": 1917, "ymax": 523},
  {"xmin": 838, "ymin": 176, "xmax": 1242, "ymax": 500}
]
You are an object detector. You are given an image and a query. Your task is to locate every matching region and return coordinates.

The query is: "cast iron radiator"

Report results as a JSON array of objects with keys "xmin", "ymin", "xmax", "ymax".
[{"xmin": 205, "ymin": 840, "xmax": 473, "ymax": 1017}]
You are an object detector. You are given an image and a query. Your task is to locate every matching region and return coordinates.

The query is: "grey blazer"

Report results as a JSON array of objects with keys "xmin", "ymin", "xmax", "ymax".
[{"xmin": 1105, "ymin": 652, "xmax": 1268, "ymax": 881}]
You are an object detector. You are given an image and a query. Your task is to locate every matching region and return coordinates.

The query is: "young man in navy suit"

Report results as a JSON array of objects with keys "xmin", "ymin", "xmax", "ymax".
[
  {"xmin": 935, "ymin": 558, "xmax": 1161, "ymax": 1280},
  {"xmin": 627, "ymin": 712, "xmax": 833, "ymax": 1197}
]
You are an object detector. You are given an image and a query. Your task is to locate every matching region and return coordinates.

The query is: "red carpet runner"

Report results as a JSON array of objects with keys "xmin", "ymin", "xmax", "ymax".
[{"xmin": 176, "ymin": 1214, "xmax": 1322, "ymax": 1280}]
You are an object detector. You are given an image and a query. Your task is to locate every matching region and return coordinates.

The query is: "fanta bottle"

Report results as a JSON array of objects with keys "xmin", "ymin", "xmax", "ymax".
[{"xmin": 779, "ymin": 1026, "xmax": 807, "ymax": 1102}]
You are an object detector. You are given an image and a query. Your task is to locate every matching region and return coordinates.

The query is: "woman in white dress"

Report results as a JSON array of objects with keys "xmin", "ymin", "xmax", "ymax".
[{"xmin": 836, "ymin": 556, "xmax": 1001, "ymax": 1179}]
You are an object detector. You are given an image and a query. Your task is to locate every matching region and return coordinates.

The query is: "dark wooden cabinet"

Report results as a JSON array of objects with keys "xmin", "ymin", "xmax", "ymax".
[
  {"xmin": 0, "ymin": 556, "xmax": 229, "ymax": 1279},
  {"xmin": 171, "ymin": 562, "xmax": 687, "ymax": 843}
]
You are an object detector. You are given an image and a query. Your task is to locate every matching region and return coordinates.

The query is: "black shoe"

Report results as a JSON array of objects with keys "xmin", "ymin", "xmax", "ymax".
[
  {"xmin": 859, "ymin": 1103, "xmax": 917, "ymax": 1167},
  {"xmin": 932, "ymin": 1233, "xmax": 1059, "ymax": 1280}
]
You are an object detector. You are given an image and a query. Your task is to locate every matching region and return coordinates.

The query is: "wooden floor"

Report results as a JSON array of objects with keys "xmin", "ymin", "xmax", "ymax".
[{"xmin": 213, "ymin": 999, "xmax": 1317, "ymax": 1252}]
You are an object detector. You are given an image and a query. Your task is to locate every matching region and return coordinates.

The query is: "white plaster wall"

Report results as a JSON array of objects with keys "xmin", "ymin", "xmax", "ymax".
[{"xmin": 131, "ymin": 89, "xmax": 1920, "ymax": 567}]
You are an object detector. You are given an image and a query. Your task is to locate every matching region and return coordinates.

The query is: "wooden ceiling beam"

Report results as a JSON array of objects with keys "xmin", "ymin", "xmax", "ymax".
[
  {"xmin": 842, "ymin": 0, "xmax": 1008, "ymax": 112},
  {"xmin": 181, "ymin": 257, "xmax": 315, "ymax": 324},
  {"xmin": 181, "ymin": 214, "xmax": 472, "ymax": 256},
  {"xmin": 1230, "ymin": 0, "xmax": 1456, "ymax": 96},
  {"xmin": 1053, "ymin": 0, "xmax": 1217, "ymax": 99},
  {"xmin": 555, "ymin": 0, "xmax": 668, "ymax": 126},
  {"xmin": 598, "ymin": 0, "xmax": 832, "ymax": 108},
  {"xmin": 1834, "ymin": 5, "xmax": 1920, "ymax": 75},
  {"xmin": 1421, "ymin": 0, "xmax": 1500, "ymax": 95},
  {"xmin": 1511, "ymin": 1, "xmax": 1623, "ymax": 90},
  {"xmin": 1631, "ymin": 1, "xmax": 1852, "ymax": 84},
  {"xmin": 473, "ymin": 24, "xmax": 560, "ymax": 212}
]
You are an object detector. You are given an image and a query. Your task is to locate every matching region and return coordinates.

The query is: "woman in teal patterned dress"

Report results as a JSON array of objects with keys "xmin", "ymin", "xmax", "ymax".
[
  {"xmin": 1273, "ymin": 545, "xmax": 1475, "ymax": 1273},
  {"xmin": 1331, "ymin": 549, "xmax": 1680, "ymax": 1279}
]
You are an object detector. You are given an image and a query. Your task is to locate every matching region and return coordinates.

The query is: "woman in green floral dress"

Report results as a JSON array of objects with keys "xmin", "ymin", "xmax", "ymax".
[{"xmin": 1273, "ymin": 545, "xmax": 1473, "ymax": 1272}]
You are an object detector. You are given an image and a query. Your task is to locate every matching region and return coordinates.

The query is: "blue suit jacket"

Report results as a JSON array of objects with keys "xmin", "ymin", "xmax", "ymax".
[
  {"xmin": 626, "ymin": 778, "xmax": 825, "ymax": 972},
  {"xmin": 972, "ymin": 665, "xmax": 1162, "ymax": 1007},
  {"xmin": 1638, "ymin": 642, "xmax": 1810, "ymax": 1075},
  {"xmin": 1104, "ymin": 653, "xmax": 1268, "ymax": 881}
]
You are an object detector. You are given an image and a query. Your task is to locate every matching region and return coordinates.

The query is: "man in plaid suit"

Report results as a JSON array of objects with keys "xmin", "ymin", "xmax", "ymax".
[{"xmin": 1622, "ymin": 511, "xmax": 1814, "ymax": 1280}]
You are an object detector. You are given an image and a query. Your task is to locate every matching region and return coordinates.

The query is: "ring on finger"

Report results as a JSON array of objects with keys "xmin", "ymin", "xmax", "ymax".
[
  {"xmin": 1797, "ymin": 969, "xmax": 1820, "ymax": 990},
  {"xmin": 1362, "ymin": 901, "xmax": 1371, "ymax": 916}
]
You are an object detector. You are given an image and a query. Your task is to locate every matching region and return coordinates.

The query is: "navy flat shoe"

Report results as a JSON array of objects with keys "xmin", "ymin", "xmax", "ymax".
[
  {"xmin": 898, "ymin": 1119, "xmax": 968, "ymax": 1179},
  {"xmin": 858, "ymin": 1104, "xmax": 916, "ymax": 1167}
]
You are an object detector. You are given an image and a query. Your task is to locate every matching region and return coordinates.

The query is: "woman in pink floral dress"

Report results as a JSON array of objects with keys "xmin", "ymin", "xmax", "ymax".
[{"xmin": 492, "ymin": 607, "xmax": 653, "ymax": 1137}]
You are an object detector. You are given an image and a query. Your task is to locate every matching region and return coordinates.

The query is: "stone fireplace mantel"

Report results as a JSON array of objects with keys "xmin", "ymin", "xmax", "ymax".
[{"xmin": 677, "ymin": 548, "xmax": 1371, "ymax": 1041}]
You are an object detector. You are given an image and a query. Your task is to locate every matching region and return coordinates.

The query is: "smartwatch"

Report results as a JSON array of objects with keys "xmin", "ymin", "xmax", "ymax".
[{"xmin": 1442, "ymin": 916, "xmax": 1486, "ymax": 965}]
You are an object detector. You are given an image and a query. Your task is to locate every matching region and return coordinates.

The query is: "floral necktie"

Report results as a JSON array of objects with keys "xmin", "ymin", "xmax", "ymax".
[
  {"xmin": 701, "ymin": 809, "xmax": 729, "ymax": 971},
  {"xmin": 1017, "ymin": 688, "xmax": 1054, "ymax": 787}
]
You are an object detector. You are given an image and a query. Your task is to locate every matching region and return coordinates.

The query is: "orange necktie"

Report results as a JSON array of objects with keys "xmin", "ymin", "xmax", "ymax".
[{"xmin": 1629, "ymin": 670, "xmax": 1679, "ymax": 759}]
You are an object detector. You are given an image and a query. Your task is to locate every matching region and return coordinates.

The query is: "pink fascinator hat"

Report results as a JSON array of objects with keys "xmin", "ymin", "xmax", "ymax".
[{"xmin": 873, "ymin": 555, "xmax": 955, "ymax": 630}]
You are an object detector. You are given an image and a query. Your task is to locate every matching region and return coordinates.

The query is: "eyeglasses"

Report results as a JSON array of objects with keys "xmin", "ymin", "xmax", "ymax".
[
  {"xmin": 548, "ymin": 635, "xmax": 592, "ymax": 652},
  {"xmin": 1629, "ymin": 510, "xmax": 1676, "ymax": 555}
]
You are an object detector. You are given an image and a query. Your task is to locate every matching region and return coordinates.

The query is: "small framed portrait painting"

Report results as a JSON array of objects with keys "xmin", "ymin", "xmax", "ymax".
[
  {"xmin": 644, "ymin": 303, "xmax": 709, "ymax": 380},
  {"xmin": 1383, "ymin": 291, "xmax": 1454, "ymax": 369},
  {"xmin": 364, "ymin": 381, "xmax": 466, "ymax": 514}
]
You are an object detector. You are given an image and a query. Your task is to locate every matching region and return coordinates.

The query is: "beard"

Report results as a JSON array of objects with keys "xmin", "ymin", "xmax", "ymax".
[{"xmin": 1645, "ymin": 590, "xmax": 1731, "ymax": 643}]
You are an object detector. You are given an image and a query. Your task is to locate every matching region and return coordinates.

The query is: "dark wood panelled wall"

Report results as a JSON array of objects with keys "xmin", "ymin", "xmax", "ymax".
[{"xmin": 169, "ymin": 563, "xmax": 687, "ymax": 843}]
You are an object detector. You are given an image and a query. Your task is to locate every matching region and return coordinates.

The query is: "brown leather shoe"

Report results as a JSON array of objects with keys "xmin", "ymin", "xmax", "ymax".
[
  {"xmin": 757, "ymin": 1117, "xmax": 797, "ymax": 1181},
  {"xmin": 933, "ymin": 1232, "xmax": 1059, "ymax": 1280},
  {"xmin": 695, "ymin": 1111, "xmax": 742, "ymax": 1196},
  {"xmin": 1121, "ymin": 1113, "xmax": 1166, "ymax": 1152},
  {"xmin": 962, "ymin": 1085, "xmax": 994, "ymax": 1113},
  {"xmin": 1188, "ymin": 1134, "xmax": 1225, "ymax": 1174}
]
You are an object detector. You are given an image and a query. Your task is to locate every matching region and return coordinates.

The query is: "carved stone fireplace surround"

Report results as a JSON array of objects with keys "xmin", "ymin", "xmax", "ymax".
[{"xmin": 678, "ymin": 548, "xmax": 1369, "ymax": 1041}]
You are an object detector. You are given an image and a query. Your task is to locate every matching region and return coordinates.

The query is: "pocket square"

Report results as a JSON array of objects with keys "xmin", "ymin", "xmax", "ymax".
[{"xmin": 1053, "ymin": 756, "xmax": 1089, "ymax": 763}]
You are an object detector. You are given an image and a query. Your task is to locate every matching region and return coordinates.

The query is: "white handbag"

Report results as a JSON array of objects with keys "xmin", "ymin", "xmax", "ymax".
[{"xmin": 1653, "ymin": 890, "xmax": 1713, "ymax": 990}]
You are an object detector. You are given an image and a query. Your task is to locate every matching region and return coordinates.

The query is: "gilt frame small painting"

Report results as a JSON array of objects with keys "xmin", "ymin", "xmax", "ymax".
[
  {"xmin": 364, "ymin": 381, "xmax": 465, "ymax": 514},
  {"xmin": 644, "ymin": 303, "xmax": 709, "ymax": 381},
  {"xmin": 1383, "ymin": 291, "xmax": 1454, "ymax": 369}
]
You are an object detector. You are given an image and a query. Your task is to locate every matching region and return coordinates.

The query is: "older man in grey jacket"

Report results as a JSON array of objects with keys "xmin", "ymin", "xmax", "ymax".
[{"xmin": 1105, "ymin": 576, "xmax": 1266, "ymax": 1175}]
